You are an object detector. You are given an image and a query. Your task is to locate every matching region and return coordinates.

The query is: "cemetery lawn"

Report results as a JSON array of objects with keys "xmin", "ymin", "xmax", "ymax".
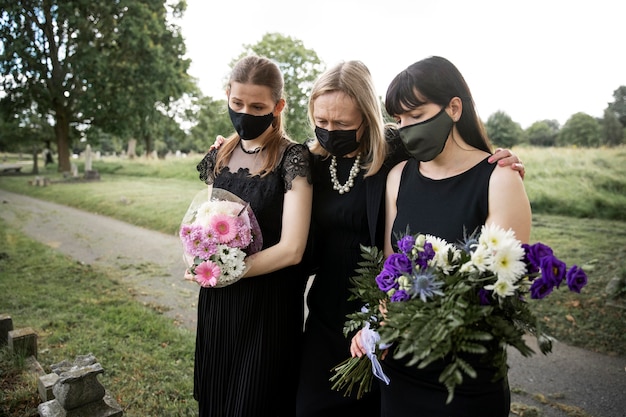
[
  {"xmin": 0, "ymin": 147, "xmax": 625, "ymax": 415},
  {"xmin": 0, "ymin": 219, "xmax": 197, "ymax": 417}
]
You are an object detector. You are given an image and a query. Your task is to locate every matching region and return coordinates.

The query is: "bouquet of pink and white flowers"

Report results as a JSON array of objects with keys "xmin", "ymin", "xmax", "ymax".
[
  {"xmin": 331, "ymin": 224, "xmax": 588, "ymax": 403},
  {"xmin": 180, "ymin": 187, "xmax": 262, "ymax": 288}
]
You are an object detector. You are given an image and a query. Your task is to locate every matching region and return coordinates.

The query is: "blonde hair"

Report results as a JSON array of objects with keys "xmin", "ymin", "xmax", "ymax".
[
  {"xmin": 307, "ymin": 60, "xmax": 387, "ymax": 177},
  {"xmin": 215, "ymin": 55, "xmax": 294, "ymax": 177}
]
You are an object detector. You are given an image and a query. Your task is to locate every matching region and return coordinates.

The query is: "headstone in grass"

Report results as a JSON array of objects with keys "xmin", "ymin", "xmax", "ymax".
[
  {"xmin": 83, "ymin": 145, "xmax": 100, "ymax": 180},
  {"xmin": 38, "ymin": 353, "xmax": 123, "ymax": 417},
  {"xmin": 0, "ymin": 313, "xmax": 13, "ymax": 346}
]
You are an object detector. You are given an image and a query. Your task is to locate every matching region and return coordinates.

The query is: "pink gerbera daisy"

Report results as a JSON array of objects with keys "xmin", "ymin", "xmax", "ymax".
[
  {"xmin": 210, "ymin": 214, "xmax": 237, "ymax": 243},
  {"xmin": 194, "ymin": 260, "xmax": 221, "ymax": 287}
]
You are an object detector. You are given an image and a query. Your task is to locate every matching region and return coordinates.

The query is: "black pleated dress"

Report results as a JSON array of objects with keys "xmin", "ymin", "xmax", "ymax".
[
  {"xmin": 194, "ymin": 142, "xmax": 311, "ymax": 417},
  {"xmin": 382, "ymin": 156, "xmax": 510, "ymax": 417}
]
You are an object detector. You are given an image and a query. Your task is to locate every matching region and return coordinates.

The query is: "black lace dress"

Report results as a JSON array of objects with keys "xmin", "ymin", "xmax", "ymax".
[{"xmin": 194, "ymin": 141, "xmax": 312, "ymax": 417}]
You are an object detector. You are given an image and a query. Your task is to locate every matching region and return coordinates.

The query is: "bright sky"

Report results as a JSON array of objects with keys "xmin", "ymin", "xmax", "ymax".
[{"xmin": 179, "ymin": 0, "xmax": 624, "ymax": 129}]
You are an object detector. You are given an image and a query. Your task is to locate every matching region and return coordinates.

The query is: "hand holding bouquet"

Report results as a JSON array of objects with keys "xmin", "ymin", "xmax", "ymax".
[
  {"xmin": 332, "ymin": 224, "xmax": 588, "ymax": 403},
  {"xmin": 180, "ymin": 187, "xmax": 262, "ymax": 288}
]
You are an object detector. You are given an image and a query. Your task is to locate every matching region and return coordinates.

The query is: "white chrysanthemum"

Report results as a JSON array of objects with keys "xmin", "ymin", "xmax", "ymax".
[
  {"xmin": 215, "ymin": 246, "xmax": 247, "ymax": 278},
  {"xmin": 470, "ymin": 244, "xmax": 490, "ymax": 272},
  {"xmin": 487, "ymin": 240, "xmax": 526, "ymax": 283},
  {"xmin": 459, "ymin": 260, "xmax": 476, "ymax": 274},
  {"xmin": 484, "ymin": 277, "xmax": 518, "ymax": 298},
  {"xmin": 479, "ymin": 223, "xmax": 518, "ymax": 252}
]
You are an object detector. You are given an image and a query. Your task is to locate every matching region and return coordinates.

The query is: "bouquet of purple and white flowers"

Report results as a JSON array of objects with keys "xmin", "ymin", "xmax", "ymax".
[
  {"xmin": 180, "ymin": 187, "xmax": 262, "ymax": 288},
  {"xmin": 331, "ymin": 224, "xmax": 588, "ymax": 403}
]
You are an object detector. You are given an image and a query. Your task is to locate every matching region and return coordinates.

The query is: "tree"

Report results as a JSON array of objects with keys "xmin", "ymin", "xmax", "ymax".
[
  {"xmin": 485, "ymin": 111, "xmax": 524, "ymax": 148},
  {"xmin": 558, "ymin": 112, "xmax": 602, "ymax": 147},
  {"xmin": 235, "ymin": 33, "xmax": 324, "ymax": 143},
  {"xmin": 186, "ymin": 96, "xmax": 231, "ymax": 153},
  {"xmin": 607, "ymin": 86, "xmax": 626, "ymax": 128},
  {"xmin": 601, "ymin": 108, "xmax": 624, "ymax": 146},
  {"xmin": 86, "ymin": 0, "xmax": 195, "ymax": 157},
  {"xmin": 525, "ymin": 120, "xmax": 559, "ymax": 147},
  {"xmin": 0, "ymin": 0, "xmax": 193, "ymax": 172}
]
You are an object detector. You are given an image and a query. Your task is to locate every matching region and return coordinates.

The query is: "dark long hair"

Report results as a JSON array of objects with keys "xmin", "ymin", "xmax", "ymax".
[{"xmin": 385, "ymin": 56, "xmax": 492, "ymax": 153}]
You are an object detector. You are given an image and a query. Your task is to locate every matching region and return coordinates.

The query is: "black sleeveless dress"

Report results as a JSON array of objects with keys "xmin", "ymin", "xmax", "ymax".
[
  {"xmin": 194, "ymin": 142, "xmax": 312, "ymax": 417},
  {"xmin": 383, "ymin": 156, "xmax": 510, "ymax": 417}
]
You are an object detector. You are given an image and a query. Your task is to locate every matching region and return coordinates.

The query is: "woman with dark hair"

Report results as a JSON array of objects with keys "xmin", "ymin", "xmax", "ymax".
[
  {"xmin": 300, "ymin": 59, "xmax": 526, "ymax": 417},
  {"xmin": 351, "ymin": 56, "xmax": 531, "ymax": 416}
]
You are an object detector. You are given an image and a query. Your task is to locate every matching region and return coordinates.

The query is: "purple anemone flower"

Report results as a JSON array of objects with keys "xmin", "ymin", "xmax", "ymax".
[
  {"xmin": 397, "ymin": 235, "xmax": 416, "ymax": 254},
  {"xmin": 566, "ymin": 265, "xmax": 588, "ymax": 293},
  {"xmin": 540, "ymin": 255, "xmax": 567, "ymax": 287},
  {"xmin": 390, "ymin": 289, "xmax": 410, "ymax": 302},
  {"xmin": 530, "ymin": 277, "xmax": 555, "ymax": 299},
  {"xmin": 376, "ymin": 268, "xmax": 399, "ymax": 292},
  {"xmin": 384, "ymin": 253, "xmax": 413, "ymax": 275}
]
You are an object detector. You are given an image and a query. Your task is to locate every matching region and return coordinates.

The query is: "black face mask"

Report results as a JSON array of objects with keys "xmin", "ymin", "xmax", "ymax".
[
  {"xmin": 314, "ymin": 126, "xmax": 360, "ymax": 157},
  {"xmin": 398, "ymin": 108, "xmax": 454, "ymax": 161},
  {"xmin": 228, "ymin": 107, "xmax": 275, "ymax": 140}
]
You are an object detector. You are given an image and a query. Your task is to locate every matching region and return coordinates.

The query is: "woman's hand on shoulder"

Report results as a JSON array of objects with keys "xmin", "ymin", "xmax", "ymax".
[
  {"xmin": 209, "ymin": 135, "xmax": 226, "ymax": 151},
  {"xmin": 488, "ymin": 148, "xmax": 525, "ymax": 179}
]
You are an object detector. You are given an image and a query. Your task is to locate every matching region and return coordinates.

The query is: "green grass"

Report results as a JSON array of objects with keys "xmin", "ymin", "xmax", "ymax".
[
  {"xmin": 1, "ymin": 147, "xmax": 625, "ymax": 415},
  {"xmin": 0, "ymin": 220, "xmax": 197, "ymax": 416},
  {"xmin": 518, "ymin": 146, "xmax": 626, "ymax": 221}
]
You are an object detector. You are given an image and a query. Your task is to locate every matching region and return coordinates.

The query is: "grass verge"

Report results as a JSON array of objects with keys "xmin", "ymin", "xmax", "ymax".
[{"xmin": 0, "ymin": 219, "xmax": 197, "ymax": 416}]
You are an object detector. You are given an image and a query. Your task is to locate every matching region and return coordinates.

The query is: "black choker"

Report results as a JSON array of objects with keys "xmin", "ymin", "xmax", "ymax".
[{"xmin": 239, "ymin": 139, "xmax": 262, "ymax": 154}]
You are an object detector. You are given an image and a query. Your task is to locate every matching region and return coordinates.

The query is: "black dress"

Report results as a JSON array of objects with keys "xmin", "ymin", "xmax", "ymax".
[
  {"xmin": 194, "ymin": 142, "xmax": 312, "ymax": 417},
  {"xmin": 296, "ymin": 133, "xmax": 409, "ymax": 417},
  {"xmin": 297, "ymin": 154, "xmax": 378, "ymax": 417},
  {"xmin": 382, "ymin": 156, "xmax": 510, "ymax": 417}
]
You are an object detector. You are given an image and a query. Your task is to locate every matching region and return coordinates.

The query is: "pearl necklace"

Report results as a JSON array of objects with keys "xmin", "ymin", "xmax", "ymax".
[{"xmin": 329, "ymin": 154, "xmax": 361, "ymax": 194}]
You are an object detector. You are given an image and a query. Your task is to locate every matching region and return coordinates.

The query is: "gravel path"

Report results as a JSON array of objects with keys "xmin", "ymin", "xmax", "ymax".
[{"xmin": 1, "ymin": 189, "xmax": 624, "ymax": 417}]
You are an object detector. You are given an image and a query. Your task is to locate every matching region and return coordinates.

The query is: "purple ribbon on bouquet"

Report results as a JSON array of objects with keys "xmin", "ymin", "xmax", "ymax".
[{"xmin": 360, "ymin": 324, "xmax": 390, "ymax": 385}]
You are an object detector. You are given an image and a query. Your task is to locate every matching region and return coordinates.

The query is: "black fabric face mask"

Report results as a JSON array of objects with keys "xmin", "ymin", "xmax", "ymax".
[
  {"xmin": 398, "ymin": 108, "xmax": 454, "ymax": 162},
  {"xmin": 228, "ymin": 106, "xmax": 274, "ymax": 140},
  {"xmin": 314, "ymin": 126, "xmax": 360, "ymax": 156}
]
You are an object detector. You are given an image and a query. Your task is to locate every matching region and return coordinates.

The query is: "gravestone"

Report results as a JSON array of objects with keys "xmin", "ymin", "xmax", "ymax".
[
  {"xmin": 83, "ymin": 144, "xmax": 100, "ymax": 180},
  {"xmin": 0, "ymin": 313, "xmax": 13, "ymax": 346},
  {"xmin": 84, "ymin": 145, "xmax": 92, "ymax": 172},
  {"xmin": 38, "ymin": 353, "xmax": 123, "ymax": 417}
]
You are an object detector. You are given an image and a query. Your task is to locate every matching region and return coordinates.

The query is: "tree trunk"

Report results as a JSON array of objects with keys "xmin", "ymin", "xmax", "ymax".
[
  {"xmin": 54, "ymin": 107, "xmax": 72, "ymax": 173},
  {"xmin": 144, "ymin": 134, "xmax": 153, "ymax": 158}
]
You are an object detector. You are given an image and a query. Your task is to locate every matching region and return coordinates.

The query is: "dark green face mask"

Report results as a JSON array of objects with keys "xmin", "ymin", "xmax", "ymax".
[{"xmin": 398, "ymin": 108, "xmax": 454, "ymax": 161}]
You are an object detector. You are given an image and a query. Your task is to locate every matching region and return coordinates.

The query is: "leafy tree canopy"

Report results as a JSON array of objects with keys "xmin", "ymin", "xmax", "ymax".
[
  {"xmin": 0, "ymin": 0, "xmax": 194, "ymax": 171},
  {"xmin": 485, "ymin": 111, "xmax": 524, "ymax": 148},
  {"xmin": 608, "ymin": 86, "xmax": 626, "ymax": 128},
  {"xmin": 558, "ymin": 112, "xmax": 602, "ymax": 147},
  {"xmin": 525, "ymin": 120, "xmax": 559, "ymax": 147}
]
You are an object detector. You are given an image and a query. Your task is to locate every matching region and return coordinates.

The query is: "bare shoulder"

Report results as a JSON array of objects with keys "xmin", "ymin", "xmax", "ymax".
[
  {"xmin": 490, "ymin": 162, "xmax": 523, "ymax": 187},
  {"xmin": 388, "ymin": 160, "xmax": 408, "ymax": 180}
]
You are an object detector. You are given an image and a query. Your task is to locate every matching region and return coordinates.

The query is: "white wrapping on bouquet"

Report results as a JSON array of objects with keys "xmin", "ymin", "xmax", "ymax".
[{"xmin": 179, "ymin": 185, "xmax": 262, "ymax": 288}]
